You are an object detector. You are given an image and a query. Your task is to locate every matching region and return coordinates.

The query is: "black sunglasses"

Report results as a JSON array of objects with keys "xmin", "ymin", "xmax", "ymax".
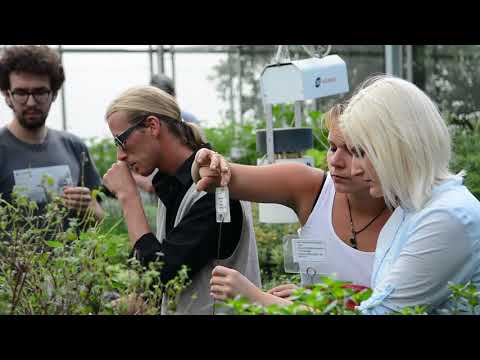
[{"xmin": 113, "ymin": 115, "xmax": 149, "ymax": 151}]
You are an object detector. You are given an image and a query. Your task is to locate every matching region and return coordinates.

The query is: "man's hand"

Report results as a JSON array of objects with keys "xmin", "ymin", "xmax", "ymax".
[
  {"xmin": 62, "ymin": 186, "xmax": 93, "ymax": 213},
  {"xmin": 104, "ymin": 161, "xmax": 149, "ymax": 245},
  {"xmin": 103, "ymin": 161, "xmax": 137, "ymax": 199}
]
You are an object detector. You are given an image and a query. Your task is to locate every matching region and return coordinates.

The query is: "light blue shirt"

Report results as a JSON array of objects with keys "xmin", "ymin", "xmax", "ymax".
[{"xmin": 357, "ymin": 176, "xmax": 480, "ymax": 314}]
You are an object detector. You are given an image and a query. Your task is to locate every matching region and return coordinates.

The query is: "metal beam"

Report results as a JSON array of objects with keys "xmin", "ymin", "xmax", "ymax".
[
  {"xmin": 294, "ymin": 101, "xmax": 302, "ymax": 128},
  {"xmin": 49, "ymin": 46, "xmax": 387, "ymax": 57},
  {"xmin": 148, "ymin": 45, "xmax": 154, "ymax": 80},
  {"xmin": 170, "ymin": 45, "xmax": 176, "ymax": 87},
  {"xmin": 264, "ymin": 104, "xmax": 275, "ymax": 164},
  {"xmin": 405, "ymin": 45, "xmax": 413, "ymax": 82},
  {"xmin": 157, "ymin": 45, "xmax": 165, "ymax": 74},
  {"xmin": 2, "ymin": 46, "xmax": 466, "ymax": 61},
  {"xmin": 58, "ymin": 45, "xmax": 68, "ymax": 131},
  {"xmin": 228, "ymin": 52, "xmax": 235, "ymax": 123},
  {"xmin": 237, "ymin": 46, "xmax": 243, "ymax": 126}
]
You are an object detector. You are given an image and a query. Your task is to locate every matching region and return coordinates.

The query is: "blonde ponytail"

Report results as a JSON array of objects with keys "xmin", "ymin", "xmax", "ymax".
[{"xmin": 106, "ymin": 85, "xmax": 208, "ymax": 150}]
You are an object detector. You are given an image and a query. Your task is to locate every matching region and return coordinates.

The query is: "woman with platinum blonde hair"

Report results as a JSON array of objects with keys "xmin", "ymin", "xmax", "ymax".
[{"xmin": 340, "ymin": 75, "xmax": 480, "ymax": 314}]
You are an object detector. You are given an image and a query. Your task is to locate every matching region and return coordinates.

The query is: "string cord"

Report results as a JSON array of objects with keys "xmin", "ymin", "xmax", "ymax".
[{"xmin": 212, "ymin": 214, "xmax": 223, "ymax": 315}]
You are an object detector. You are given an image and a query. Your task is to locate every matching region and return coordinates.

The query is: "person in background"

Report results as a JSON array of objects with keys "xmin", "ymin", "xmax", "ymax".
[
  {"xmin": 0, "ymin": 45, "xmax": 104, "ymax": 223},
  {"xmin": 150, "ymin": 74, "xmax": 200, "ymax": 125}
]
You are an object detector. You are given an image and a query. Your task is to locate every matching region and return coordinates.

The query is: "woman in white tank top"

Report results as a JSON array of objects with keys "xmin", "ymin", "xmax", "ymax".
[{"xmin": 192, "ymin": 104, "xmax": 392, "ymax": 307}]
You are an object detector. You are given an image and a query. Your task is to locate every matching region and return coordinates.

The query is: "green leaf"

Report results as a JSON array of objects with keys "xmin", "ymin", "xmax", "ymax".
[{"xmin": 45, "ymin": 241, "xmax": 64, "ymax": 248}]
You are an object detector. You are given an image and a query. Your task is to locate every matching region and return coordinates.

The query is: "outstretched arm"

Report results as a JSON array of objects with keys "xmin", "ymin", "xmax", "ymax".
[{"xmin": 192, "ymin": 149, "xmax": 324, "ymax": 225}]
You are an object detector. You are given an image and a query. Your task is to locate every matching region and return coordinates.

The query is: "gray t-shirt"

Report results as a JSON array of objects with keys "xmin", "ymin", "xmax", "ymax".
[{"xmin": 0, "ymin": 127, "xmax": 102, "ymax": 206}]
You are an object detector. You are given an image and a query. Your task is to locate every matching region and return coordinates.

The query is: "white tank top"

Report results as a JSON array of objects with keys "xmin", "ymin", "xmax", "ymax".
[{"xmin": 298, "ymin": 173, "xmax": 375, "ymax": 287}]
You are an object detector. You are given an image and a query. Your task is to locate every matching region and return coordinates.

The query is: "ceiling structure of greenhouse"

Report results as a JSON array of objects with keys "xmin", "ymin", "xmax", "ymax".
[{"xmin": 1, "ymin": 45, "xmax": 479, "ymax": 137}]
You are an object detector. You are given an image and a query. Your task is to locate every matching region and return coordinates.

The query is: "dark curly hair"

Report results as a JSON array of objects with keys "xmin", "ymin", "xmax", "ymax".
[{"xmin": 0, "ymin": 45, "xmax": 65, "ymax": 94}]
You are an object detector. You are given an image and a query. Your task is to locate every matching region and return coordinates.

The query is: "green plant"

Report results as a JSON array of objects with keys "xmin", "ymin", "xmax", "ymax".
[
  {"xmin": 440, "ymin": 282, "xmax": 480, "ymax": 315},
  {"xmin": 203, "ymin": 106, "xmax": 328, "ymax": 167},
  {"xmin": 87, "ymin": 138, "xmax": 117, "ymax": 177},
  {"xmin": 0, "ymin": 191, "xmax": 190, "ymax": 315},
  {"xmin": 305, "ymin": 149, "xmax": 327, "ymax": 169},
  {"xmin": 204, "ymin": 121, "xmax": 258, "ymax": 165},
  {"xmin": 222, "ymin": 277, "xmax": 480, "ymax": 315},
  {"xmin": 221, "ymin": 277, "xmax": 373, "ymax": 315},
  {"xmin": 249, "ymin": 204, "xmax": 298, "ymax": 286},
  {"xmin": 450, "ymin": 129, "xmax": 480, "ymax": 200}
]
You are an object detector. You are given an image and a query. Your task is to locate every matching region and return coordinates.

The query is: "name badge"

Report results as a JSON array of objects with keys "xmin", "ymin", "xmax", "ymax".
[
  {"xmin": 292, "ymin": 238, "xmax": 327, "ymax": 263},
  {"xmin": 13, "ymin": 165, "xmax": 73, "ymax": 203}
]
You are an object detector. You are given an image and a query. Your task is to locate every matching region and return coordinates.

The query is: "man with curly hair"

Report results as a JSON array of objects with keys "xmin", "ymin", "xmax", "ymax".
[{"xmin": 0, "ymin": 45, "xmax": 104, "ymax": 222}]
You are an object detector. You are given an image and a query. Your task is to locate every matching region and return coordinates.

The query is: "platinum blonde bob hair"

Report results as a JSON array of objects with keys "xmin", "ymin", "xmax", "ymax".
[{"xmin": 340, "ymin": 75, "xmax": 455, "ymax": 211}]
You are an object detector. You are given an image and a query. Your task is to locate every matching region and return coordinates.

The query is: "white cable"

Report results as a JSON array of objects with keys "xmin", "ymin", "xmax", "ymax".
[
  {"xmin": 302, "ymin": 45, "xmax": 332, "ymax": 58},
  {"xmin": 273, "ymin": 45, "xmax": 291, "ymax": 64}
]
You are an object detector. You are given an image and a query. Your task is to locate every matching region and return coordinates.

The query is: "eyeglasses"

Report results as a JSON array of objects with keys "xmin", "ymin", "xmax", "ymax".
[
  {"xmin": 113, "ymin": 115, "xmax": 148, "ymax": 151},
  {"xmin": 9, "ymin": 89, "xmax": 52, "ymax": 105}
]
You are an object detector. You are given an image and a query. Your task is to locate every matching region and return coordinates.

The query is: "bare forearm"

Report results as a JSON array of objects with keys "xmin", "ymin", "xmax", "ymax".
[
  {"xmin": 237, "ymin": 278, "xmax": 293, "ymax": 307},
  {"xmin": 229, "ymin": 163, "xmax": 323, "ymax": 211},
  {"xmin": 117, "ymin": 190, "xmax": 151, "ymax": 246},
  {"xmin": 228, "ymin": 163, "xmax": 293, "ymax": 206},
  {"xmin": 253, "ymin": 291, "xmax": 293, "ymax": 307}
]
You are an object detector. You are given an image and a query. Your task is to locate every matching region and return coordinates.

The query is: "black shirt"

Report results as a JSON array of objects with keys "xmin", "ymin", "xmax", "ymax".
[{"xmin": 133, "ymin": 150, "xmax": 243, "ymax": 284}]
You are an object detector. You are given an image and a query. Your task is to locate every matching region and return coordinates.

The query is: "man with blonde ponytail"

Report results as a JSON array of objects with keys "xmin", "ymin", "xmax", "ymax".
[
  {"xmin": 131, "ymin": 73, "xmax": 199, "ymax": 193},
  {"xmin": 103, "ymin": 86, "xmax": 261, "ymax": 315}
]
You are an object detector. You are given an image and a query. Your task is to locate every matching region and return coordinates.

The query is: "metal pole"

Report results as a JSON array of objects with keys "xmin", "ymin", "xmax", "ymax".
[
  {"xmin": 237, "ymin": 46, "xmax": 243, "ymax": 126},
  {"xmin": 385, "ymin": 45, "xmax": 393, "ymax": 75},
  {"xmin": 399, "ymin": 45, "xmax": 404, "ymax": 78},
  {"xmin": 405, "ymin": 45, "xmax": 413, "ymax": 82},
  {"xmin": 157, "ymin": 45, "xmax": 165, "ymax": 74},
  {"xmin": 170, "ymin": 45, "xmax": 176, "ymax": 88},
  {"xmin": 264, "ymin": 103, "xmax": 275, "ymax": 164},
  {"xmin": 385, "ymin": 45, "xmax": 403, "ymax": 77},
  {"xmin": 58, "ymin": 45, "xmax": 67, "ymax": 131},
  {"xmin": 148, "ymin": 45, "xmax": 154, "ymax": 81},
  {"xmin": 294, "ymin": 101, "xmax": 302, "ymax": 128},
  {"xmin": 228, "ymin": 51, "xmax": 235, "ymax": 123}
]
